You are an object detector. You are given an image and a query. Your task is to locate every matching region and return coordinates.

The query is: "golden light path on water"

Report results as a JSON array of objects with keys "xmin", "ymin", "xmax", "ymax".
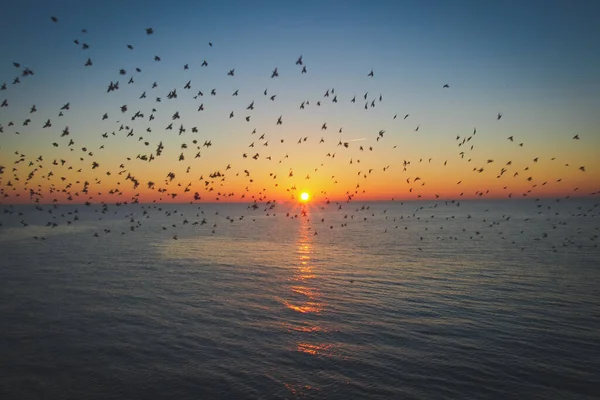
[
  {"xmin": 280, "ymin": 206, "xmax": 338, "ymax": 395},
  {"xmin": 287, "ymin": 206, "xmax": 333, "ymax": 350}
]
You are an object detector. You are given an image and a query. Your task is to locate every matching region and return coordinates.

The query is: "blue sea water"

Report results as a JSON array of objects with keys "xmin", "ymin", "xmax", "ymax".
[{"xmin": 1, "ymin": 199, "xmax": 599, "ymax": 399}]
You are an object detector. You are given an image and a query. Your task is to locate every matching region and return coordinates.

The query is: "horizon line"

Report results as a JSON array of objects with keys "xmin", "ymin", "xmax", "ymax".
[{"xmin": 1, "ymin": 194, "xmax": 598, "ymax": 207}]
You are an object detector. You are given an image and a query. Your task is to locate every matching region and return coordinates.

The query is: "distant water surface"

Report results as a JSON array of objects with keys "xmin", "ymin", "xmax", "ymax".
[{"xmin": 1, "ymin": 199, "xmax": 599, "ymax": 399}]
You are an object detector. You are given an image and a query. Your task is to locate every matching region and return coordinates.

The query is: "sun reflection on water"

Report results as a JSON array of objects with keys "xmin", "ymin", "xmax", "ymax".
[
  {"xmin": 276, "ymin": 207, "xmax": 343, "ymax": 395},
  {"xmin": 284, "ymin": 210, "xmax": 324, "ymax": 317},
  {"xmin": 296, "ymin": 342, "xmax": 335, "ymax": 356},
  {"xmin": 284, "ymin": 209, "xmax": 341, "ymax": 353}
]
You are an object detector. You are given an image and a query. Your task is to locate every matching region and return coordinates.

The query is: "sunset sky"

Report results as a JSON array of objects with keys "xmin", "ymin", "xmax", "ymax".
[{"xmin": 1, "ymin": 0, "xmax": 599, "ymax": 204}]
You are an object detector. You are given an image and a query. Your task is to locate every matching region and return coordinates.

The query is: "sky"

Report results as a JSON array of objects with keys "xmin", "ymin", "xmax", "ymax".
[{"xmin": 0, "ymin": 0, "xmax": 599, "ymax": 204}]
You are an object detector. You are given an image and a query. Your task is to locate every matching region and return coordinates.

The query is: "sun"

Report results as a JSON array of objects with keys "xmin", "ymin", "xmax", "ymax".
[{"xmin": 300, "ymin": 192, "xmax": 310, "ymax": 202}]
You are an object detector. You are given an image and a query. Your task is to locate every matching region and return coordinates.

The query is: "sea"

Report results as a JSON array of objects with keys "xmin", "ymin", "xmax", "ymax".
[{"xmin": 1, "ymin": 199, "xmax": 599, "ymax": 399}]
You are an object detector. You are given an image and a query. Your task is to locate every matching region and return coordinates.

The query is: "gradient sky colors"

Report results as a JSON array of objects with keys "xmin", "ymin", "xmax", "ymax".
[{"xmin": 0, "ymin": 0, "xmax": 599, "ymax": 204}]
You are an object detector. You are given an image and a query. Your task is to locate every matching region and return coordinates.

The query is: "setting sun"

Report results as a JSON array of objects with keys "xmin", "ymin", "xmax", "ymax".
[{"xmin": 300, "ymin": 192, "xmax": 310, "ymax": 202}]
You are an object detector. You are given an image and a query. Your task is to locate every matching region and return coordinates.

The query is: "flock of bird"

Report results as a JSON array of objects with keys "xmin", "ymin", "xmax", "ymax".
[{"xmin": 0, "ymin": 16, "xmax": 598, "ymax": 253}]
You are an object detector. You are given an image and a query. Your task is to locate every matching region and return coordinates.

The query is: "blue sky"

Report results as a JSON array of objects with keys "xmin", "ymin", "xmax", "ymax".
[
  {"xmin": 1, "ymin": 0, "xmax": 598, "ymax": 202},
  {"xmin": 3, "ymin": 0, "xmax": 599, "ymax": 87}
]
